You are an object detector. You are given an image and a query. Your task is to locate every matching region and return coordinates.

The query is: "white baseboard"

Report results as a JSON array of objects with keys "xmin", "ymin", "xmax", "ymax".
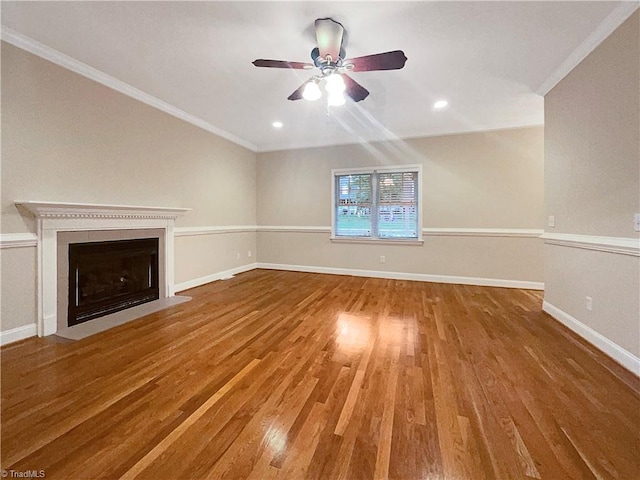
[
  {"xmin": 174, "ymin": 263, "xmax": 258, "ymax": 292},
  {"xmin": 542, "ymin": 301, "xmax": 640, "ymax": 376},
  {"xmin": 256, "ymin": 262, "xmax": 544, "ymax": 290},
  {"xmin": 0, "ymin": 323, "xmax": 37, "ymax": 346}
]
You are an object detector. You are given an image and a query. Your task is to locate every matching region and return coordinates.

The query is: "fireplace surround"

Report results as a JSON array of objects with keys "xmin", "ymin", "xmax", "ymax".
[{"xmin": 15, "ymin": 201, "xmax": 190, "ymax": 336}]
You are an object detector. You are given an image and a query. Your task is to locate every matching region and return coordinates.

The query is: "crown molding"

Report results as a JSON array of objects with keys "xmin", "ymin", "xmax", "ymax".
[
  {"xmin": 15, "ymin": 201, "xmax": 190, "ymax": 220},
  {"xmin": 541, "ymin": 232, "xmax": 640, "ymax": 256},
  {"xmin": 536, "ymin": 2, "xmax": 639, "ymax": 95},
  {"xmin": 0, "ymin": 27, "xmax": 257, "ymax": 152}
]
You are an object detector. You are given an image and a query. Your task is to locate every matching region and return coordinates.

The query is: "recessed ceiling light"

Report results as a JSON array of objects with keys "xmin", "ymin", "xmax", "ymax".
[
  {"xmin": 272, "ymin": 121, "xmax": 283, "ymax": 128},
  {"xmin": 433, "ymin": 100, "xmax": 448, "ymax": 109}
]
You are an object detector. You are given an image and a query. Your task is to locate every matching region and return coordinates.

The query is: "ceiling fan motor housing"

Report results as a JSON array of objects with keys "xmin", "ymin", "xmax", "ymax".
[{"xmin": 311, "ymin": 46, "xmax": 347, "ymax": 68}]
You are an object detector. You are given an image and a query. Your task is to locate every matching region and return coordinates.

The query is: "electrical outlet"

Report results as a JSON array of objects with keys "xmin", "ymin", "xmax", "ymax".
[
  {"xmin": 634, "ymin": 213, "xmax": 640, "ymax": 232},
  {"xmin": 380, "ymin": 255, "xmax": 386, "ymax": 264},
  {"xmin": 248, "ymin": 250, "xmax": 252, "ymax": 258},
  {"xmin": 586, "ymin": 296, "xmax": 593, "ymax": 311},
  {"xmin": 548, "ymin": 215, "xmax": 555, "ymax": 228},
  {"xmin": 236, "ymin": 252, "xmax": 241, "ymax": 260}
]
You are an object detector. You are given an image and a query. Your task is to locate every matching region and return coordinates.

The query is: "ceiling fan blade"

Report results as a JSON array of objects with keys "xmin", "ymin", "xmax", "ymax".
[
  {"xmin": 345, "ymin": 50, "xmax": 407, "ymax": 72},
  {"xmin": 315, "ymin": 18, "xmax": 344, "ymax": 61},
  {"xmin": 342, "ymin": 74, "xmax": 369, "ymax": 102},
  {"xmin": 252, "ymin": 59, "xmax": 314, "ymax": 70},
  {"xmin": 287, "ymin": 81, "xmax": 308, "ymax": 101}
]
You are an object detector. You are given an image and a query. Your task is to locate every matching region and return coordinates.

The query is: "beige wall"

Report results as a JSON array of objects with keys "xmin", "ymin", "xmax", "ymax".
[
  {"xmin": 0, "ymin": 248, "xmax": 38, "ymax": 332},
  {"xmin": 1, "ymin": 42, "xmax": 257, "ymax": 332},
  {"xmin": 174, "ymin": 232, "xmax": 256, "ymax": 285},
  {"xmin": 544, "ymin": 12, "xmax": 640, "ymax": 358},
  {"xmin": 1, "ymin": 43, "xmax": 256, "ymax": 233},
  {"xmin": 258, "ymin": 128, "xmax": 544, "ymax": 228},
  {"xmin": 1, "ymin": 40, "xmax": 548, "ymax": 337},
  {"xmin": 257, "ymin": 127, "xmax": 545, "ymax": 283},
  {"xmin": 258, "ymin": 233, "xmax": 543, "ymax": 283},
  {"xmin": 545, "ymin": 13, "xmax": 639, "ymax": 238}
]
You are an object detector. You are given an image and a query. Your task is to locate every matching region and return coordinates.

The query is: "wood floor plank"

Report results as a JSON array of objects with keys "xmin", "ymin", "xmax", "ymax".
[
  {"xmin": 2, "ymin": 269, "xmax": 639, "ymax": 479},
  {"xmin": 120, "ymin": 358, "xmax": 260, "ymax": 480}
]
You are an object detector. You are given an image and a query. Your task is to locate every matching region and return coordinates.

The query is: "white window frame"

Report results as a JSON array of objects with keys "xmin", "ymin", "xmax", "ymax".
[{"xmin": 331, "ymin": 164, "xmax": 423, "ymax": 245}]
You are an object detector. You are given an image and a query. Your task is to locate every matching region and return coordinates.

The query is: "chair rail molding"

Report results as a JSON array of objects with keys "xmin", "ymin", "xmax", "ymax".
[
  {"xmin": 0, "ymin": 233, "xmax": 38, "ymax": 249},
  {"xmin": 175, "ymin": 225, "xmax": 258, "ymax": 236},
  {"xmin": 541, "ymin": 232, "xmax": 640, "ymax": 256},
  {"xmin": 257, "ymin": 226, "xmax": 543, "ymax": 237}
]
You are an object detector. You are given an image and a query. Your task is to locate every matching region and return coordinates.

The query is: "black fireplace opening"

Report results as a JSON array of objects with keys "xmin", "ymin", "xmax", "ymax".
[{"xmin": 68, "ymin": 238, "xmax": 160, "ymax": 327}]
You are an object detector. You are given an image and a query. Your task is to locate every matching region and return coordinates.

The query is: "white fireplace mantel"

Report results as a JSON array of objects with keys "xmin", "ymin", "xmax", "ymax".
[
  {"xmin": 15, "ymin": 201, "xmax": 191, "ymax": 337},
  {"xmin": 16, "ymin": 201, "xmax": 190, "ymax": 220}
]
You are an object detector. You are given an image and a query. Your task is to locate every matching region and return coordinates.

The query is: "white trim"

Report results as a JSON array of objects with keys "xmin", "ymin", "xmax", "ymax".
[
  {"xmin": 0, "ymin": 226, "xmax": 543, "ymax": 246},
  {"xmin": 423, "ymin": 228, "xmax": 543, "ymax": 238},
  {"xmin": 175, "ymin": 226, "xmax": 258, "ymax": 237},
  {"xmin": 0, "ymin": 324, "xmax": 37, "ymax": 346},
  {"xmin": 542, "ymin": 301, "xmax": 640, "ymax": 376},
  {"xmin": 174, "ymin": 263, "xmax": 258, "ymax": 292},
  {"xmin": 0, "ymin": 233, "xmax": 37, "ymax": 249},
  {"xmin": 541, "ymin": 233, "xmax": 640, "ymax": 256},
  {"xmin": 15, "ymin": 201, "xmax": 190, "ymax": 219},
  {"xmin": 536, "ymin": 2, "xmax": 640, "ymax": 95},
  {"xmin": 256, "ymin": 226, "xmax": 542, "ymax": 238},
  {"xmin": 256, "ymin": 262, "xmax": 544, "ymax": 290},
  {"xmin": 257, "ymin": 226, "xmax": 330, "ymax": 233},
  {"xmin": 331, "ymin": 164, "xmax": 423, "ymax": 175},
  {"xmin": 330, "ymin": 237, "xmax": 424, "ymax": 246},
  {"xmin": 0, "ymin": 28, "xmax": 257, "ymax": 153}
]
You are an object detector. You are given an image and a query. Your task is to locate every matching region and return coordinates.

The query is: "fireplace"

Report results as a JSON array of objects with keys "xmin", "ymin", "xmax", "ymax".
[
  {"xmin": 15, "ymin": 201, "xmax": 189, "ymax": 336},
  {"xmin": 68, "ymin": 238, "xmax": 160, "ymax": 326}
]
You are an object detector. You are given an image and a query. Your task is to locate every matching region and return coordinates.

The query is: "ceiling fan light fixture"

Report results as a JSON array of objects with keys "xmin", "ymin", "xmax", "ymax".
[
  {"xmin": 325, "ymin": 73, "xmax": 346, "ymax": 94},
  {"xmin": 302, "ymin": 80, "xmax": 322, "ymax": 101},
  {"xmin": 328, "ymin": 91, "xmax": 346, "ymax": 107}
]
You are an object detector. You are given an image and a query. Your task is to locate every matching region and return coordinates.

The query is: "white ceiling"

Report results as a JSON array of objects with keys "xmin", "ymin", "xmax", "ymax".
[{"xmin": 1, "ymin": 1, "xmax": 635, "ymax": 152}]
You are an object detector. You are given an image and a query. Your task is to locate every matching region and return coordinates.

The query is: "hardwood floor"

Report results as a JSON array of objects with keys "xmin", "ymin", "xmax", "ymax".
[{"xmin": 2, "ymin": 269, "xmax": 639, "ymax": 479}]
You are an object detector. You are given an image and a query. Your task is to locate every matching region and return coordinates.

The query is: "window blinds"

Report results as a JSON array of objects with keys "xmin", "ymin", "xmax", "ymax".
[
  {"xmin": 335, "ymin": 174, "xmax": 372, "ymax": 236},
  {"xmin": 377, "ymin": 172, "xmax": 418, "ymax": 238},
  {"xmin": 334, "ymin": 170, "xmax": 418, "ymax": 239}
]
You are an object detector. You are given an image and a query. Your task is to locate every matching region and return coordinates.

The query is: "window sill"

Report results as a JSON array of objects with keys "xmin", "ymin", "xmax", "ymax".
[{"xmin": 330, "ymin": 237, "xmax": 424, "ymax": 246}]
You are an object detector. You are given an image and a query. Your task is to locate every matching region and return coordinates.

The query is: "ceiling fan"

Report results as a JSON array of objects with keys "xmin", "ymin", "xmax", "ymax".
[{"xmin": 252, "ymin": 18, "xmax": 407, "ymax": 106}]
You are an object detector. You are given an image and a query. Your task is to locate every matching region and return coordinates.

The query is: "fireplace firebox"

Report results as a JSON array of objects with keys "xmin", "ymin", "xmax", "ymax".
[{"xmin": 68, "ymin": 238, "xmax": 160, "ymax": 326}]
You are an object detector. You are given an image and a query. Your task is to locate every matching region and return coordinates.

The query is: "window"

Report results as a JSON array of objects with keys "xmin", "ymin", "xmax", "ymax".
[{"xmin": 332, "ymin": 166, "xmax": 421, "ymax": 241}]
